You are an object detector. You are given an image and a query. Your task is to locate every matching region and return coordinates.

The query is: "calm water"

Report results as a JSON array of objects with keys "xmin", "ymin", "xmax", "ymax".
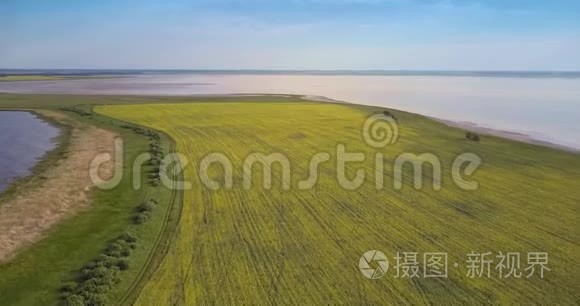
[
  {"xmin": 1, "ymin": 73, "xmax": 579, "ymax": 149},
  {"xmin": 0, "ymin": 111, "xmax": 60, "ymax": 193}
]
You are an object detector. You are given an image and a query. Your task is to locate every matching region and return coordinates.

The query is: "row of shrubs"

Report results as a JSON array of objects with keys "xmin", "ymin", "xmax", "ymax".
[
  {"xmin": 58, "ymin": 107, "xmax": 93, "ymax": 118},
  {"xmin": 120, "ymin": 124, "xmax": 157, "ymax": 137},
  {"xmin": 120, "ymin": 124, "xmax": 163, "ymax": 187},
  {"xmin": 134, "ymin": 199, "xmax": 158, "ymax": 224},
  {"xmin": 60, "ymin": 233, "xmax": 137, "ymax": 306},
  {"xmin": 60, "ymin": 196, "xmax": 160, "ymax": 304},
  {"xmin": 148, "ymin": 139, "xmax": 163, "ymax": 187},
  {"xmin": 58, "ymin": 117, "xmax": 164, "ymax": 304}
]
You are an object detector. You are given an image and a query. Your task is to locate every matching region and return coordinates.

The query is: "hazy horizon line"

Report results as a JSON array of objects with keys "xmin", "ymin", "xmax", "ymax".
[
  {"xmin": 2, "ymin": 69, "xmax": 580, "ymax": 79},
  {"xmin": 2, "ymin": 68, "xmax": 580, "ymax": 72}
]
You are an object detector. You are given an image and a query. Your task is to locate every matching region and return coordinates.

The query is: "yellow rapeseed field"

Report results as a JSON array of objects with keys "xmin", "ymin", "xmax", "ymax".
[{"xmin": 96, "ymin": 102, "xmax": 580, "ymax": 304}]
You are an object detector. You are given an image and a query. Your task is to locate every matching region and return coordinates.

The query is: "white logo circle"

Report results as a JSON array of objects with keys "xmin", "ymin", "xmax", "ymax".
[
  {"xmin": 359, "ymin": 250, "xmax": 389, "ymax": 279},
  {"xmin": 362, "ymin": 113, "xmax": 399, "ymax": 148}
]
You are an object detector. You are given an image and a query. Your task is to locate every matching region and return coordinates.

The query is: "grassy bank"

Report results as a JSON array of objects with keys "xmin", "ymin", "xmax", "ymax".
[
  {"xmin": 97, "ymin": 102, "xmax": 580, "ymax": 304},
  {"xmin": 0, "ymin": 75, "xmax": 116, "ymax": 82},
  {"xmin": 0, "ymin": 100, "xmax": 180, "ymax": 305}
]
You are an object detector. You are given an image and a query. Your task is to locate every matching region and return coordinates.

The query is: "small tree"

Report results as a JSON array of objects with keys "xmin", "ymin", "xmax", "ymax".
[{"xmin": 465, "ymin": 131, "xmax": 481, "ymax": 142}]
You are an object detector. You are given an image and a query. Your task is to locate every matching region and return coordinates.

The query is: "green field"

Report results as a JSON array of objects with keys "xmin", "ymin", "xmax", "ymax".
[
  {"xmin": 96, "ymin": 102, "xmax": 580, "ymax": 304},
  {"xmin": 0, "ymin": 75, "xmax": 114, "ymax": 82},
  {"xmin": 0, "ymin": 75, "xmax": 69, "ymax": 81}
]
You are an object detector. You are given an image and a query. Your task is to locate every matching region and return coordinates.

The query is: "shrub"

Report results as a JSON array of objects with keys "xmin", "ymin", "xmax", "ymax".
[
  {"xmin": 117, "ymin": 258, "xmax": 130, "ymax": 271},
  {"xmin": 105, "ymin": 240, "xmax": 132, "ymax": 258},
  {"xmin": 150, "ymin": 178, "xmax": 161, "ymax": 187},
  {"xmin": 81, "ymin": 266, "xmax": 110, "ymax": 280},
  {"xmin": 104, "ymin": 245, "xmax": 123, "ymax": 258},
  {"xmin": 137, "ymin": 201, "xmax": 155, "ymax": 213},
  {"xmin": 82, "ymin": 293, "xmax": 109, "ymax": 306},
  {"xmin": 382, "ymin": 110, "xmax": 397, "ymax": 120},
  {"xmin": 94, "ymin": 254, "xmax": 118, "ymax": 268},
  {"xmin": 119, "ymin": 232, "xmax": 138, "ymax": 243},
  {"xmin": 60, "ymin": 290, "xmax": 72, "ymax": 300},
  {"xmin": 78, "ymin": 280, "xmax": 109, "ymax": 294},
  {"xmin": 149, "ymin": 156, "xmax": 161, "ymax": 166},
  {"xmin": 134, "ymin": 211, "xmax": 151, "ymax": 224},
  {"xmin": 60, "ymin": 282, "xmax": 77, "ymax": 293},
  {"xmin": 465, "ymin": 131, "xmax": 481, "ymax": 142},
  {"xmin": 62, "ymin": 294, "xmax": 85, "ymax": 306},
  {"xmin": 83, "ymin": 261, "xmax": 97, "ymax": 270}
]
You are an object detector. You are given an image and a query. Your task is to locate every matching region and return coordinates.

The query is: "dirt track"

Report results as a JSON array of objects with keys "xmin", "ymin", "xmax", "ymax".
[{"xmin": 0, "ymin": 110, "xmax": 117, "ymax": 262}]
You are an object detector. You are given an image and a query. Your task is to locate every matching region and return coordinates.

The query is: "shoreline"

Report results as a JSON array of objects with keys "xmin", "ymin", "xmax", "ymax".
[
  {"xmin": 0, "ymin": 109, "xmax": 70, "ymax": 200},
  {"xmin": 299, "ymin": 94, "xmax": 580, "ymax": 153},
  {"xmin": 0, "ymin": 109, "xmax": 118, "ymax": 262},
  {"xmin": 430, "ymin": 117, "xmax": 580, "ymax": 153},
  {"xmin": 0, "ymin": 92, "xmax": 577, "ymax": 153}
]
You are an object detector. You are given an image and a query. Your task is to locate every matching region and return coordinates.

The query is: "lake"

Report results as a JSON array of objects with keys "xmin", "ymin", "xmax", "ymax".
[
  {"xmin": 0, "ymin": 73, "xmax": 579, "ymax": 149},
  {"xmin": 0, "ymin": 111, "xmax": 60, "ymax": 193}
]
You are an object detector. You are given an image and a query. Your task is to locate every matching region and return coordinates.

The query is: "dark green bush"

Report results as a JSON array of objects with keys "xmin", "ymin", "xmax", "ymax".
[
  {"xmin": 137, "ymin": 201, "xmax": 155, "ymax": 213},
  {"xmin": 150, "ymin": 178, "xmax": 161, "ymax": 187},
  {"xmin": 465, "ymin": 131, "xmax": 481, "ymax": 142},
  {"xmin": 82, "ymin": 293, "xmax": 109, "ymax": 306},
  {"xmin": 134, "ymin": 211, "xmax": 151, "ymax": 224},
  {"xmin": 104, "ymin": 248, "xmax": 122, "ymax": 258},
  {"xmin": 60, "ymin": 282, "xmax": 77, "ymax": 293},
  {"xmin": 117, "ymin": 258, "xmax": 130, "ymax": 271},
  {"xmin": 81, "ymin": 266, "xmax": 110, "ymax": 280},
  {"xmin": 149, "ymin": 156, "xmax": 161, "ymax": 166},
  {"xmin": 105, "ymin": 240, "xmax": 132, "ymax": 258},
  {"xmin": 94, "ymin": 254, "xmax": 118, "ymax": 268},
  {"xmin": 62, "ymin": 294, "xmax": 85, "ymax": 306},
  {"xmin": 58, "ymin": 107, "xmax": 92, "ymax": 117},
  {"xmin": 83, "ymin": 261, "xmax": 97, "ymax": 270},
  {"xmin": 118, "ymin": 232, "xmax": 138, "ymax": 243}
]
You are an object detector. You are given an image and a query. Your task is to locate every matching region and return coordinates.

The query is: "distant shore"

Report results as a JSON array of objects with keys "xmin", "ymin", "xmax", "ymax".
[
  {"xmin": 300, "ymin": 94, "xmax": 580, "ymax": 153},
  {"xmin": 431, "ymin": 118, "xmax": 580, "ymax": 153}
]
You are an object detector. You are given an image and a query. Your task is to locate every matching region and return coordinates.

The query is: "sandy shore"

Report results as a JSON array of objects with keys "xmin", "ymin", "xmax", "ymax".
[{"xmin": 0, "ymin": 110, "xmax": 117, "ymax": 262}]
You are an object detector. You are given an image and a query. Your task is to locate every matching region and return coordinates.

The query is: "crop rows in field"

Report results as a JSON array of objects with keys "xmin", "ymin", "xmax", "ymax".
[{"xmin": 96, "ymin": 102, "xmax": 580, "ymax": 304}]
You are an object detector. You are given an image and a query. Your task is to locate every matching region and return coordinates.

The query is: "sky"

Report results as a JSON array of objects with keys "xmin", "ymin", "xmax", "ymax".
[{"xmin": 1, "ymin": 0, "xmax": 579, "ymax": 70}]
